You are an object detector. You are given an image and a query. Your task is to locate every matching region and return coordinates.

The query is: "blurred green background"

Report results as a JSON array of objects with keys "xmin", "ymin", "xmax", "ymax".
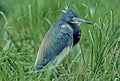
[{"xmin": 0, "ymin": 0, "xmax": 120, "ymax": 81}]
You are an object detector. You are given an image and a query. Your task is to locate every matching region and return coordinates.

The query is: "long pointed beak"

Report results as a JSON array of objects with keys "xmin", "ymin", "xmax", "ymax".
[{"xmin": 72, "ymin": 17, "xmax": 93, "ymax": 25}]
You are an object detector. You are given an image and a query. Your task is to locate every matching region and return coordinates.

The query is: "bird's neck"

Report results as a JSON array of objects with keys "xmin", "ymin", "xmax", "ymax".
[
  {"xmin": 69, "ymin": 23, "xmax": 81, "ymax": 46},
  {"xmin": 69, "ymin": 23, "xmax": 77, "ymax": 26}
]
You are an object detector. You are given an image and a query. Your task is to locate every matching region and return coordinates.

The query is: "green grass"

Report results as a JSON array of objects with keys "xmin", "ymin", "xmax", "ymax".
[{"xmin": 0, "ymin": 0, "xmax": 120, "ymax": 81}]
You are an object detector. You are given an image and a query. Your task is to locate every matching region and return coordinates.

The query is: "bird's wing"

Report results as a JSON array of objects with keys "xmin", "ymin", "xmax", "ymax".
[{"xmin": 35, "ymin": 23, "xmax": 73, "ymax": 70}]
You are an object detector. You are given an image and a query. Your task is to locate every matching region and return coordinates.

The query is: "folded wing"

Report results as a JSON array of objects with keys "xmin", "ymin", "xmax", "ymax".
[{"xmin": 35, "ymin": 23, "xmax": 73, "ymax": 70}]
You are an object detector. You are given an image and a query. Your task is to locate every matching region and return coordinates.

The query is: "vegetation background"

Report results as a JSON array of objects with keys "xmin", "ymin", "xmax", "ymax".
[{"xmin": 0, "ymin": 0, "xmax": 120, "ymax": 81}]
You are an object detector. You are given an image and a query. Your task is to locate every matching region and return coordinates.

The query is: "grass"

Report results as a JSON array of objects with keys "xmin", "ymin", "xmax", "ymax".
[{"xmin": 0, "ymin": 0, "xmax": 120, "ymax": 81}]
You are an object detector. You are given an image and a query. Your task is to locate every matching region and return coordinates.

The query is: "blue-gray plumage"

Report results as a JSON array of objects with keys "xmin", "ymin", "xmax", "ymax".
[{"xmin": 35, "ymin": 6, "xmax": 93, "ymax": 70}]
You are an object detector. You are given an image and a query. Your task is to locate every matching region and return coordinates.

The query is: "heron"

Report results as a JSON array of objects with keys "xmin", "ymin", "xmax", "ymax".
[{"xmin": 34, "ymin": 6, "xmax": 93, "ymax": 70}]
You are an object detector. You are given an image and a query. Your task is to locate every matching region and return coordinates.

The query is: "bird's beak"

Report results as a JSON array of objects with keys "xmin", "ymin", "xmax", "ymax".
[{"xmin": 72, "ymin": 17, "xmax": 93, "ymax": 25}]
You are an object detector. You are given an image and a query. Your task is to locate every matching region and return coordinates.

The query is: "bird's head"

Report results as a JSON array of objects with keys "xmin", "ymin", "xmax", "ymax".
[{"xmin": 61, "ymin": 6, "xmax": 93, "ymax": 25}]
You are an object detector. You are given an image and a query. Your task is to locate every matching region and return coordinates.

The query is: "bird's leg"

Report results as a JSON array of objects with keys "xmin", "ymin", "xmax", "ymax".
[
  {"xmin": 44, "ymin": 65, "xmax": 60, "ymax": 80},
  {"xmin": 53, "ymin": 67, "xmax": 60, "ymax": 79}
]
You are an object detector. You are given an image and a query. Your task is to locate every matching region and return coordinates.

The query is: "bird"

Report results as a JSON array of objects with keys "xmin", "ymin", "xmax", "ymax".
[{"xmin": 34, "ymin": 6, "xmax": 93, "ymax": 70}]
